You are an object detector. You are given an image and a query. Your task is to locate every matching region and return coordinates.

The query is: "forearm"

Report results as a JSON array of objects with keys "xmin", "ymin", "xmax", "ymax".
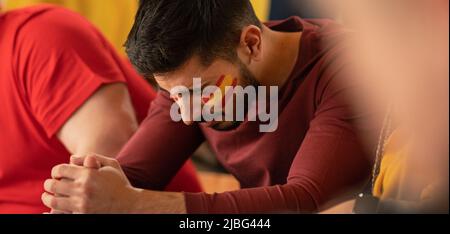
[
  {"xmin": 184, "ymin": 183, "xmax": 320, "ymax": 214},
  {"xmin": 130, "ymin": 189, "xmax": 187, "ymax": 214},
  {"xmin": 117, "ymin": 99, "xmax": 205, "ymax": 190}
]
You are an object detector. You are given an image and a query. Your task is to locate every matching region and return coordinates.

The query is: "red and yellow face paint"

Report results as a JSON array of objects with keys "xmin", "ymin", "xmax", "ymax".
[
  {"xmin": 169, "ymin": 75, "xmax": 238, "ymax": 122},
  {"xmin": 202, "ymin": 74, "xmax": 238, "ymax": 109}
]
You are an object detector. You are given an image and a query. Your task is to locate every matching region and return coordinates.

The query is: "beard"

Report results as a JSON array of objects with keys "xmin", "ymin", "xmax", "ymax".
[{"xmin": 210, "ymin": 59, "xmax": 260, "ymax": 131}]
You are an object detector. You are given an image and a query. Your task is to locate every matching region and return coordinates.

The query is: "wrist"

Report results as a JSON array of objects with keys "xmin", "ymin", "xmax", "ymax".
[
  {"xmin": 128, "ymin": 188, "xmax": 187, "ymax": 214},
  {"xmin": 123, "ymin": 186, "xmax": 144, "ymax": 214}
]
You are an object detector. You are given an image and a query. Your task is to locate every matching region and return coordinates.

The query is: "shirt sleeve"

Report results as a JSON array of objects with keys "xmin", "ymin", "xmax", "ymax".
[
  {"xmin": 14, "ymin": 8, "xmax": 127, "ymax": 138},
  {"xmin": 184, "ymin": 61, "xmax": 378, "ymax": 214},
  {"xmin": 117, "ymin": 91, "xmax": 205, "ymax": 191}
]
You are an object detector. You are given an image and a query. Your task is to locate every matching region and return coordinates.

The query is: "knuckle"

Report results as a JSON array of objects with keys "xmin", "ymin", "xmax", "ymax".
[
  {"xmin": 51, "ymin": 166, "xmax": 60, "ymax": 178},
  {"xmin": 51, "ymin": 164, "xmax": 68, "ymax": 178},
  {"xmin": 41, "ymin": 193, "xmax": 47, "ymax": 203},
  {"xmin": 49, "ymin": 197, "xmax": 58, "ymax": 208},
  {"xmin": 112, "ymin": 159, "xmax": 120, "ymax": 167},
  {"xmin": 43, "ymin": 179, "xmax": 51, "ymax": 191},
  {"xmin": 48, "ymin": 180, "xmax": 57, "ymax": 192}
]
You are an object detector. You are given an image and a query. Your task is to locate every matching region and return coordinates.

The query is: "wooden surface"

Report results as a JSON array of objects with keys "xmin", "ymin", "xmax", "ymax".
[{"xmin": 198, "ymin": 172, "xmax": 240, "ymax": 194}]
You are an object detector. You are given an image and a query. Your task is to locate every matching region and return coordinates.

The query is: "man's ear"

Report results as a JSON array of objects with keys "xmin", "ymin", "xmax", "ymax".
[{"xmin": 238, "ymin": 25, "xmax": 263, "ymax": 64}]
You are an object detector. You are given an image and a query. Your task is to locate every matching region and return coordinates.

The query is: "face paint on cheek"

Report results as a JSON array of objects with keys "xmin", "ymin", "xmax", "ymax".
[{"xmin": 202, "ymin": 75, "xmax": 238, "ymax": 108}]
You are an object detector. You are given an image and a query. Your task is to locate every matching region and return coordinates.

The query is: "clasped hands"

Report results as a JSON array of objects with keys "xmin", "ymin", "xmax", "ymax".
[{"xmin": 41, "ymin": 154, "xmax": 139, "ymax": 214}]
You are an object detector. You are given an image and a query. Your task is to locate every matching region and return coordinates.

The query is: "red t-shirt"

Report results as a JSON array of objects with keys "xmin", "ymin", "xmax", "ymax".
[
  {"xmin": 0, "ymin": 5, "xmax": 201, "ymax": 214},
  {"xmin": 117, "ymin": 17, "xmax": 382, "ymax": 213}
]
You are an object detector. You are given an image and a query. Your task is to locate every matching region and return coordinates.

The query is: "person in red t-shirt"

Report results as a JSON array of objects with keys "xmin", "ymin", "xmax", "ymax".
[
  {"xmin": 42, "ymin": 0, "xmax": 382, "ymax": 214},
  {"xmin": 0, "ymin": 5, "xmax": 202, "ymax": 214}
]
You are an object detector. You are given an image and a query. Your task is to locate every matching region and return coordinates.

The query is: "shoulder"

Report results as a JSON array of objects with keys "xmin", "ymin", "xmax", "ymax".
[{"xmin": 15, "ymin": 5, "xmax": 105, "ymax": 51}]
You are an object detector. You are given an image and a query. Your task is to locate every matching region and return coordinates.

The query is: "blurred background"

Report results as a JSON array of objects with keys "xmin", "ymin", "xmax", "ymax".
[
  {"xmin": 4, "ymin": 0, "xmax": 448, "ymax": 209},
  {"xmin": 4, "ymin": 0, "xmax": 341, "ymax": 53}
]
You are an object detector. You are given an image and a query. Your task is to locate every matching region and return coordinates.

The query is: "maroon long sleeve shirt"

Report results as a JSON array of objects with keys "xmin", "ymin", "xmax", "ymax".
[{"xmin": 117, "ymin": 17, "xmax": 380, "ymax": 214}]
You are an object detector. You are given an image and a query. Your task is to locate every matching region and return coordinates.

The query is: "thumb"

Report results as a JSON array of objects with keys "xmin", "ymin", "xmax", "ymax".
[
  {"xmin": 70, "ymin": 155, "xmax": 85, "ymax": 166},
  {"xmin": 83, "ymin": 155, "xmax": 101, "ymax": 169}
]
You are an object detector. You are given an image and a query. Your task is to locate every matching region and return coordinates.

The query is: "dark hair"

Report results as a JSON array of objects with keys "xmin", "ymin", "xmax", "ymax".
[{"xmin": 125, "ymin": 0, "xmax": 261, "ymax": 77}]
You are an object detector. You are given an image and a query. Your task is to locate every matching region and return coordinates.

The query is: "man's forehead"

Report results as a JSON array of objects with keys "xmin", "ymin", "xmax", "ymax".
[{"xmin": 155, "ymin": 74, "xmax": 216, "ymax": 93}]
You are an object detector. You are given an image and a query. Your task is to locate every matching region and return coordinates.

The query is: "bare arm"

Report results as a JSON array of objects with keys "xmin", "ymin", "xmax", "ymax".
[{"xmin": 57, "ymin": 83, "xmax": 138, "ymax": 157}]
